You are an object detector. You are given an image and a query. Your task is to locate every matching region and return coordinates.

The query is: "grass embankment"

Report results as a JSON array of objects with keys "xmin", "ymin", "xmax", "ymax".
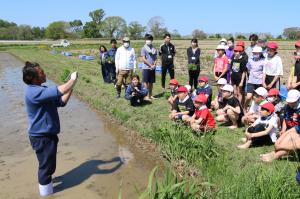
[{"xmin": 6, "ymin": 46, "xmax": 300, "ymax": 198}]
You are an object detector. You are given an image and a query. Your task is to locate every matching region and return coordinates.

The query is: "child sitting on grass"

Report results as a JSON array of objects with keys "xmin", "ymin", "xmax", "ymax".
[
  {"xmin": 242, "ymin": 87, "xmax": 268, "ymax": 125},
  {"xmin": 216, "ymin": 84, "xmax": 244, "ymax": 129},
  {"xmin": 169, "ymin": 86, "xmax": 195, "ymax": 121},
  {"xmin": 237, "ymin": 102, "xmax": 278, "ymax": 149},
  {"xmin": 186, "ymin": 94, "xmax": 216, "ymax": 132},
  {"xmin": 167, "ymin": 79, "xmax": 179, "ymax": 108},
  {"xmin": 260, "ymin": 90, "xmax": 300, "ymax": 162},
  {"xmin": 211, "ymin": 78, "xmax": 227, "ymax": 110},
  {"xmin": 125, "ymin": 74, "xmax": 148, "ymax": 106},
  {"xmin": 193, "ymin": 76, "xmax": 212, "ymax": 108}
]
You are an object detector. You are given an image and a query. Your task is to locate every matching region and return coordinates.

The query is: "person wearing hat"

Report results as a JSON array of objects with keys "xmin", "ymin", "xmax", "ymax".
[
  {"xmin": 169, "ymin": 86, "xmax": 195, "ymax": 121},
  {"xmin": 267, "ymin": 88, "xmax": 285, "ymax": 122},
  {"xmin": 22, "ymin": 62, "xmax": 78, "ymax": 196},
  {"xmin": 242, "ymin": 87, "xmax": 268, "ymax": 125},
  {"xmin": 262, "ymin": 41, "xmax": 283, "ymax": 90},
  {"xmin": 186, "ymin": 94, "xmax": 216, "ymax": 132},
  {"xmin": 230, "ymin": 45, "xmax": 248, "ymax": 104},
  {"xmin": 141, "ymin": 33, "xmax": 157, "ymax": 100},
  {"xmin": 168, "ymin": 79, "xmax": 179, "ymax": 108},
  {"xmin": 260, "ymin": 89, "xmax": 300, "ymax": 162},
  {"xmin": 194, "ymin": 76, "xmax": 212, "ymax": 108},
  {"xmin": 244, "ymin": 46, "xmax": 265, "ymax": 109},
  {"xmin": 216, "ymin": 84, "xmax": 244, "ymax": 129},
  {"xmin": 288, "ymin": 40, "xmax": 300, "ymax": 90},
  {"xmin": 187, "ymin": 38, "xmax": 201, "ymax": 89},
  {"xmin": 277, "ymin": 89, "xmax": 300, "ymax": 136},
  {"xmin": 107, "ymin": 39, "xmax": 118, "ymax": 84},
  {"xmin": 115, "ymin": 36, "xmax": 137, "ymax": 98},
  {"xmin": 125, "ymin": 74, "xmax": 149, "ymax": 106},
  {"xmin": 238, "ymin": 102, "xmax": 278, "ymax": 149},
  {"xmin": 257, "ymin": 36, "xmax": 268, "ymax": 57},
  {"xmin": 159, "ymin": 33, "xmax": 176, "ymax": 91},
  {"xmin": 245, "ymin": 34, "xmax": 258, "ymax": 58},
  {"xmin": 213, "ymin": 44, "xmax": 229, "ymax": 81},
  {"xmin": 211, "ymin": 78, "xmax": 227, "ymax": 110}
]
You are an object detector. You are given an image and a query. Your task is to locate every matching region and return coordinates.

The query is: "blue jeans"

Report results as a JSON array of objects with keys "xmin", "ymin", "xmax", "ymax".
[{"xmin": 29, "ymin": 135, "xmax": 59, "ymax": 185}]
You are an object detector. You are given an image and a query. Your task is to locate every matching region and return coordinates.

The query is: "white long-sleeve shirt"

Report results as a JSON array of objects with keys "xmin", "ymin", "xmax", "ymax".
[{"xmin": 115, "ymin": 46, "xmax": 136, "ymax": 73}]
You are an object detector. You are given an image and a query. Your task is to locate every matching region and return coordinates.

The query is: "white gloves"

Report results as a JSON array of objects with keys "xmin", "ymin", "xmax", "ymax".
[{"xmin": 70, "ymin": 71, "xmax": 78, "ymax": 80}]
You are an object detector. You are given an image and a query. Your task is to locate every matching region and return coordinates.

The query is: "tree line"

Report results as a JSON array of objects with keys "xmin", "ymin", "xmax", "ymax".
[{"xmin": 0, "ymin": 9, "xmax": 300, "ymax": 40}]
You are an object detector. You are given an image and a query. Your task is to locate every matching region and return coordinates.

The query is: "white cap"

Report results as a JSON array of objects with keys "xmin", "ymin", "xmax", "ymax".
[
  {"xmin": 254, "ymin": 87, "xmax": 268, "ymax": 98},
  {"xmin": 184, "ymin": 85, "xmax": 191, "ymax": 92},
  {"xmin": 252, "ymin": 46, "xmax": 263, "ymax": 53},
  {"xmin": 220, "ymin": 38, "xmax": 227, "ymax": 43},
  {"xmin": 216, "ymin": 44, "xmax": 226, "ymax": 50},
  {"xmin": 286, "ymin": 89, "xmax": 300, "ymax": 103},
  {"xmin": 221, "ymin": 84, "xmax": 234, "ymax": 92},
  {"xmin": 217, "ymin": 78, "xmax": 227, "ymax": 85}
]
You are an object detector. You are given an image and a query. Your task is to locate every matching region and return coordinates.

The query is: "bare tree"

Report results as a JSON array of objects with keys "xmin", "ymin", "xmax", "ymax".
[{"xmin": 147, "ymin": 16, "xmax": 167, "ymax": 38}]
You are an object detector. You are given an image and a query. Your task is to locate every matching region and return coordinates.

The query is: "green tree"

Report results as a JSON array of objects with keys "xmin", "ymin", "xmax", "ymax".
[
  {"xmin": 89, "ymin": 9, "xmax": 105, "ymax": 24},
  {"xmin": 102, "ymin": 16, "xmax": 127, "ymax": 39},
  {"xmin": 69, "ymin": 19, "xmax": 83, "ymax": 38},
  {"xmin": 17, "ymin": 25, "xmax": 33, "ymax": 40},
  {"xmin": 191, "ymin": 29, "xmax": 207, "ymax": 40},
  {"xmin": 45, "ymin": 21, "xmax": 70, "ymax": 40},
  {"xmin": 32, "ymin": 27, "xmax": 46, "ymax": 39},
  {"xmin": 83, "ymin": 21, "xmax": 101, "ymax": 38},
  {"xmin": 127, "ymin": 21, "xmax": 146, "ymax": 40},
  {"xmin": 283, "ymin": 27, "xmax": 300, "ymax": 40}
]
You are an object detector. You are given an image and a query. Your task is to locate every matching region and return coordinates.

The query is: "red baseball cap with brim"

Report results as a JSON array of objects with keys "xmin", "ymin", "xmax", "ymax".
[
  {"xmin": 236, "ymin": 40, "xmax": 245, "ymax": 47},
  {"xmin": 268, "ymin": 88, "xmax": 280, "ymax": 97},
  {"xmin": 194, "ymin": 94, "xmax": 207, "ymax": 104},
  {"xmin": 261, "ymin": 102, "xmax": 275, "ymax": 113},
  {"xmin": 169, "ymin": 79, "xmax": 179, "ymax": 85},
  {"xmin": 267, "ymin": 41, "xmax": 278, "ymax": 50},
  {"xmin": 177, "ymin": 86, "xmax": 188, "ymax": 93},
  {"xmin": 234, "ymin": 46, "xmax": 243, "ymax": 52},
  {"xmin": 295, "ymin": 40, "xmax": 300, "ymax": 48},
  {"xmin": 198, "ymin": 76, "xmax": 209, "ymax": 83}
]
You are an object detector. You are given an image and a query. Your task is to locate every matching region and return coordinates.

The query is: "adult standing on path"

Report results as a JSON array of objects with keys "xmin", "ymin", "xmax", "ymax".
[
  {"xmin": 107, "ymin": 39, "xmax": 118, "ymax": 84},
  {"xmin": 22, "ymin": 61, "xmax": 78, "ymax": 196},
  {"xmin": 159, "ymin": 33, "xmax": 176, "ymax": 92},
  {"xmin": 186, "ymin": 38, "xmax": 201, "ymax": 89},
  {"xmin": 115, "ymin": 37, "xmax": 137, "ymax": 98}
]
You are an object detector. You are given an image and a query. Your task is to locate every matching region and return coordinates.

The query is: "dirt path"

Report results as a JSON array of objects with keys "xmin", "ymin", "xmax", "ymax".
[{"xmin": 0, "ymin": 53, "xmax": 162, "ymax": 199}]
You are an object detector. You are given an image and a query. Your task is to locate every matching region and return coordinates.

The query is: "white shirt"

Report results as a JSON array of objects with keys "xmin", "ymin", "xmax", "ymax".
[
  {"xmin": 115, "ymin": 46, "xmax": 136, "ymax": 73},
  {"xmin": 253, "ymin": 114, "xmax": 278, "ymax": 142},
  {"xmin": 263, "ymin": 55, "xmax": 283, "ymax": 76},
  {"xmin": 249, "ymin": 100, "xmax": 267, "ymax": 113}
]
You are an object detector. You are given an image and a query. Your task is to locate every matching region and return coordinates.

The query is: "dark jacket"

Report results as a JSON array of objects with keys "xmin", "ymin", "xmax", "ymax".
[
  {"xmin": 159, "ymin": 43, "xmax": 176, "ymax": 65},
  {"xmin": 125, "ymin": 83, "xmax": 148, "ymax": 100},
  {"xmin": 187, "ymin": 47, "xmax": 201, "ymax": 66}
]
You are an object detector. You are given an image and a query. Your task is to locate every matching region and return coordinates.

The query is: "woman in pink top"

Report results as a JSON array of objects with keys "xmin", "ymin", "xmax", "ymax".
[{"xmin": 214, "ymin": 45, "xmax": 228, "ymax": 81}]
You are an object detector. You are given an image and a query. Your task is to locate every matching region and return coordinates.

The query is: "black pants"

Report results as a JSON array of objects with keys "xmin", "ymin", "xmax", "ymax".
[
  {"xmin": 248, "ymin": 124, "xmax": 273, "ymax": 146},
  {"xmin": 130, "ymin": 96, "xmax": 144, "ymax": 106},
  {"xmin": 101, "ymin": 64, "xmax": 111, "ymax": 83},
  {"xmin": 161, "ymin": 64, "xmax": 175, "ymax": 89},
  {"xmin": 265, "ymin": 75, "xmax": 280, "ymax": 89},
  {"xmin": 107, "ymin": 63, "xmax": 116, "ymax": 81},
  {"xmin": 188, "ymin": 69, "xmax": 200, "ymax": 89},
  {"xmin": 29, "ymin": 135, "xmax": 59, "ymax": 185}
]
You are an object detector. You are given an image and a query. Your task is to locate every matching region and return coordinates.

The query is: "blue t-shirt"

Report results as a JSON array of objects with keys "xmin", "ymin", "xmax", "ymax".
[
  {"xmin": 25, "ymin": 85, "xmax": 65, "ymax": 136},
  {"xmin": 141, "ymin": 45, "xmax": 157, "ymax": 69},
  {"xmin": 195, "ymin": 84, "xmax": 212, "ymax": 108}
]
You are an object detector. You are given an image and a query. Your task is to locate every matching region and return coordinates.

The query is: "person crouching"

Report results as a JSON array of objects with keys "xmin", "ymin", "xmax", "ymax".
[
  {"xmin": 169, "ymin": 86, "xmax": 195, "ymax": 121},
  {"xmin": 125, "ymin": 74, "xmax": 148, "ymax": 106}
]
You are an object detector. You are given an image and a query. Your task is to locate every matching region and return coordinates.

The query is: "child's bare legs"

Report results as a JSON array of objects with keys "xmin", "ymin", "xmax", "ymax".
[
  {"xmin": 182, "ymin": 115, "xmax": 191, "ymax": 123},
  {"xmin": 244, "ymin": 93, "xmax": 253, "ymax": 111},
  {"xmin": 169, "ymin": 110, "xmax": 177, "ymax": 120},
  {"xmin": 211, "ymin": 99, "xmax": 219, "ymax": 110},
  {"xmin": 191, "ymin": 123, "xmax": 200, "ymax": 131},
  {"xmin": 237, "ymin": 129, "xmax": 253, "ymax": 149},
  {"xmin": 227, "ymin": 109, "xmax": 238, "ymax": 129},
  {"xmin": 242, "ymin": 113, "xmax": 257, "ymax": 125},
  {"xmin": 237, "ymin": 86, "xmax": 243, "ymax": 104},
  {"xmin": 260, "ymin": 128, "xmax": 300, "ymax": 162}
]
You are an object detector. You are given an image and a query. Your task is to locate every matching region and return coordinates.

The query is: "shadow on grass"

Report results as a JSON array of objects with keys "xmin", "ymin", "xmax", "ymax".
[{"xmin": 53, "ymin": 157, "xmax": 123, "ymax": 193}]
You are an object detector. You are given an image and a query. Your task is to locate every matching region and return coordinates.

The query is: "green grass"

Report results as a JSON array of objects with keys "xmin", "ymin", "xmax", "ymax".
[{"xmin": 6, "ymin": 46, "xmax": 300, "ymax": 199}]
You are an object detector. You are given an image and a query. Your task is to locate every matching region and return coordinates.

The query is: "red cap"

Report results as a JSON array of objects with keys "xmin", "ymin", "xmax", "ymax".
[
  {"xmin": 234, "ymin": 46, "xmax": 243, "ymax": 52},
  {"xmin": 268, "ymin": 88, "xmax": 280, "ymax": 97},
  {"xmin": 169, "ymin": 79, "xmax": 179, "ymax": 85},
  {"xmin": 261, "ymin": 102, "xmax": 275, "ymax": 113},
  {"xmin": 198, "ymin": 76, "xmax": 209, "ymax": 83},
  {"xmin": 295, "ymin": 40, "xmax": 300, "ymax": 48},
  {"xmin": 177, "ymin": 86, "xmax": 188, "ymax": 93},
  {"xmin": 236, "ymin": 40, "xmax": 245, "ymax": 47},
  {"xmin": 267, "ymin": 41, "xmax": 278, "ymax": 50},
  {"xmin": 194, "ymin": 94, "xmax": 207, "ymax": 104}
]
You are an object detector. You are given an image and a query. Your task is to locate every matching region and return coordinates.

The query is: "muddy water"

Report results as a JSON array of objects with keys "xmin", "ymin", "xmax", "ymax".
[{"xmin": 0, "ymin": 53, "xmax": 162, "ymax": 199}]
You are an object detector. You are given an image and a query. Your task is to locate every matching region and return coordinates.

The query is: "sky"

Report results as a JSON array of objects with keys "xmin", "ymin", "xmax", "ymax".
[{"xmin": 0, "ymin": 0, "xmax": 299, "ymax": 36}]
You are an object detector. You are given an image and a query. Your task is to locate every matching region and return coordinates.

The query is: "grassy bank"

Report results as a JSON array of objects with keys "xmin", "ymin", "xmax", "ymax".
[{"xmin": 6, "ymin": 47, "xmax": 300, "ymax": 198}]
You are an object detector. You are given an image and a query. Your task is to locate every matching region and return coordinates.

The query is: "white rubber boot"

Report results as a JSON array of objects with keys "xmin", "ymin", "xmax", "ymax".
[{"xmin": 39, "ymin": 182, "xmax": 53, "ymax": 196}]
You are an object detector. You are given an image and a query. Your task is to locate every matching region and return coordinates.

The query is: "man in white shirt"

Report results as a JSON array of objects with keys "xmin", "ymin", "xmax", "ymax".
[{"xmin": 115, "ymin": 37, "xmax": 136, "ymax": 98}]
